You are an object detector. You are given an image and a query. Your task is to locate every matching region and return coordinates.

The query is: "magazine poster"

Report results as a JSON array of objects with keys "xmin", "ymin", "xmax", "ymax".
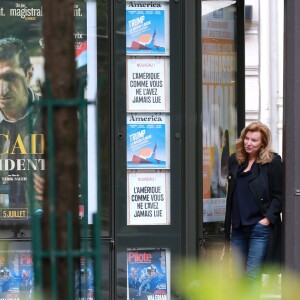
[
  {"xmin": 75, "ymin": 256, "xmax": 95, "ymax": 300},
  {"xmin": 0, "ymin": 242, "xmax": 33, "ymax": 299},
  {"xmin": 0, "ymin": 242, "xmax": 95, "ymax": 300},
  {"xmin": 0, "ymin": 0, "xmax": 86, "ymax": 225},
  {"xmin": 127, "ymin": 171, "xmax": 170, "ymax": 225},
  {"xmin": 126, "ymin": 2, "xmax": 170, "ymax": 56},
  {"xmin": 201, "ymin": 4, "xmax": 237, "ymax": 222},
  {"xmin": 127, "ymin": 248, "xmax": 170, "ymax": 300},
  {"xmin": 127, "ymin": 58, "xmax": 170, "ymax": 112},
  {"xmin": 127, "ymin": 114, "xmax": 170, "ymax": 169}
]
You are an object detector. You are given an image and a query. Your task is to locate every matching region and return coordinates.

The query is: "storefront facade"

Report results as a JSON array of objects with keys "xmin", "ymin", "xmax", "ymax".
[{"xmin": 100, "ymin": 1, "xmax": 245, "ymax": 299}]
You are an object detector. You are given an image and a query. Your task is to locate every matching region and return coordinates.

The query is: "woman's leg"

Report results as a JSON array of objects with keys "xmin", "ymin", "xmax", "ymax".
[
  {"xmin": 231, "ymin": 226, "xmax": 250, "ymax": 271},
  {"xmin": 247, "ymin": 223, "xmax": 270, "ymax": 281}
]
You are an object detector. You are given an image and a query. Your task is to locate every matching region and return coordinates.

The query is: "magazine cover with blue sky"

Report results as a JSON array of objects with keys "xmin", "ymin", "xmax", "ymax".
[
  {"xmin": 126, "ymin": 2, "xmax": 169, "ymax": 55},
  {"xmin": 127, "ymin": 114, "xmax": 169, "ymax": 169}
]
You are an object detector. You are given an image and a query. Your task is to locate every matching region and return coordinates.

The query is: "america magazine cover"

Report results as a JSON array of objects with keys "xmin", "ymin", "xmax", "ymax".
[
  {"xmin": 127, "ymin": 114, "xmax": 170, "ymax": 169},
  {"xmin": 127, "ymin": 248, "xmax": 170, "ymax": 300},
  {"xmin": 126, "ymin": 1, "xmax": 169, "ymax": 55},
  {"xmin": 0, "ymin": 0, "xmax": 86, "ymax": 225}
]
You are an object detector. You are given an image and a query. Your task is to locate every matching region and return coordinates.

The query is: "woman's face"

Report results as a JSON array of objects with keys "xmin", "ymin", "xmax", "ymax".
[{"xmin": 244, "ymin": 130, "xmax": 263, "ymax": 158}]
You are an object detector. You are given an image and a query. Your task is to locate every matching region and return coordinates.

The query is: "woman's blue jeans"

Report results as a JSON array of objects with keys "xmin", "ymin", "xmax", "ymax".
[{"xmin": 231, "ymin": 223, "xmax": 270, "ymax": 281}]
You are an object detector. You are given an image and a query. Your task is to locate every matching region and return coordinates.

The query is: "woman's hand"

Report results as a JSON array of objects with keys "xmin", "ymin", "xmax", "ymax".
[{"xmin": 259, "ymin": 217, "xmax": 270, "ymax": 226}]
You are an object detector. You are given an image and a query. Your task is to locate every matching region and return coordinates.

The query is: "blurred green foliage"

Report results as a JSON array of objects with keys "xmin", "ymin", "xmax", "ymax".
[{"xmin": 176, "ymin": 256, "xmax": 300, "ymax": 300}]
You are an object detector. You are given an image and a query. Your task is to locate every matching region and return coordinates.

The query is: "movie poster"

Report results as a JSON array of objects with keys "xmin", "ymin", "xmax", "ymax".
[
  {"xmin": 127, "ymin": 58, "xmax": 170, "ymax": 112},
  {"xmin": 0, "ymin": 0, "xmax": 86, "ymax": 225},
  {"xmin": 201, "ymin": 4, "xmax": 237, "ymax": 222},
  {"xmin": 127, "ymin": 171, "xmax": 170, "ymax": 225},
  {"xmin": 127, "ymin": 248, "xmax": 170, "ymax": 300},
  {"xmin": 126, "ymin": 1, "xmax": 170, "ymax": 56},
  {"xmin": 127, "ymin": 114, "xmax": 170, "ymax": 169}
]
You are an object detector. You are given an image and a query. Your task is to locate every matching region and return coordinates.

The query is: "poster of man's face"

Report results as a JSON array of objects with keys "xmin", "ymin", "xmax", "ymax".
[
  {"xmin": 0, "ymin": 0, "xmax": 87, "ymax": 224},
  {"xmin": 0, "ymin": 44, "xmax": 33, "ymax": 117}
]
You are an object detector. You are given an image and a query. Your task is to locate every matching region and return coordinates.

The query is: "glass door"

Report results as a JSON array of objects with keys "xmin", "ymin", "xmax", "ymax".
[{"xmin": 201, "ymin": 0, "xmax": 239, "ymax": 260}]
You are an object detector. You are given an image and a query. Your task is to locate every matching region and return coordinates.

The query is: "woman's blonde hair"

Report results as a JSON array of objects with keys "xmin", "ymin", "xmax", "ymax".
[{"xmin": 235, "ymin": 121, "xmax": 274, "ymax": 165}]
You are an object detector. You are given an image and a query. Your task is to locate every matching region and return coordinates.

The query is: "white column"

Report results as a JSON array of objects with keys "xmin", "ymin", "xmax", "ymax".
[
  {"xmin": 277, "ymin": 0, "xmax": 284, "ymax": 156},
  {"xmin": 87, "ymin": 0, "xmax": 98, "ymax": 223},
  {"xmin": 260, "ymin": 0, "xmax": 283, "ymax": 153},
  {"xmin": 259, "ymin": 0, "xmax": 272, "ymax": 135}
]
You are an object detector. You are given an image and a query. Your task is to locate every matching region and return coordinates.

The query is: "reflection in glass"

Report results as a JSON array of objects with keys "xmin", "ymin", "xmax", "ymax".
[{"xmin": 201, "ymin": 1, "xmax": 237, "ymax": 236}]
